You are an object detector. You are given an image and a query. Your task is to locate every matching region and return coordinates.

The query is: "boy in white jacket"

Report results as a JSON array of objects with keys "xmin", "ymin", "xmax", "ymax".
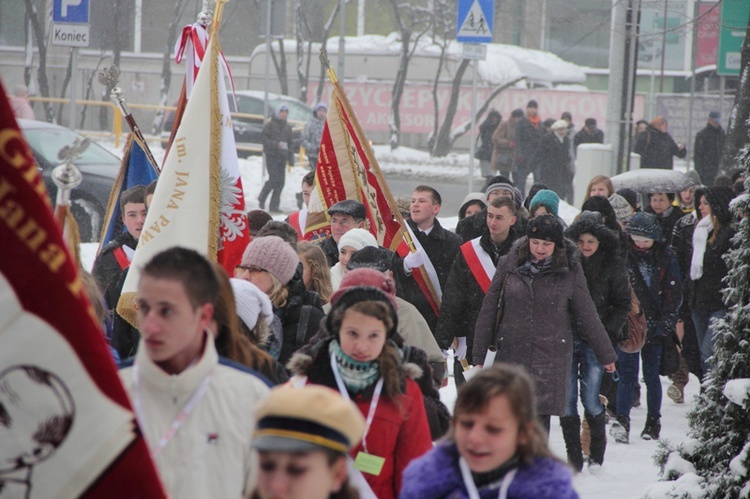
[{"xmin": 119, "ymin": 247, "xmax": 270, "ymax": 498}]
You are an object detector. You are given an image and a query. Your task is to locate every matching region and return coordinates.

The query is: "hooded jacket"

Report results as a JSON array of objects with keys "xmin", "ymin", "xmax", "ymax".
[
  {"xmin": 472, "ymin": 238, "xmax": 617, "ymax": 416},
  {"xmin": 565, "ymin": 219, "xmax": 631, "ymax": 344},
  {"xmin": 288, "ymin": 336, "xmax": 433, "ymax": 499},
  {"xmin": 262, "ymin": 106, "xmax": 294, "ymax": 164},
  {"xmin": 626, "ymin": 241, "xmax": 682, "ymax": 339}
]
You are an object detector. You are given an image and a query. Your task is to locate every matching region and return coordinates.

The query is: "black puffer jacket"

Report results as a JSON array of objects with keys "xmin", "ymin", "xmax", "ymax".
[
  {"xmin": 565, "ymin": 219, "xmax": 631, "ymax": 344},
  {"xmin": 435, "ymin": 229, "xmax": 517, "ymax": 355},
  {"xmin": 689, "ymin": 186, "xmax": 736, "ymax": 312},
  {"xmin": 394, "ymin": 219, "xmax": 462, "ymax": 334},
  {"xmin": 276, "ymin": 274, "xmax": 326, "ymax": 366}
]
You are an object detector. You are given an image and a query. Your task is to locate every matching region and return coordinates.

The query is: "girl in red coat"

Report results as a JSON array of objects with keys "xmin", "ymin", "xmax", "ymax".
[{"xmin": 288, "ymin": 285, "xmax": 433, "ymax": 499}]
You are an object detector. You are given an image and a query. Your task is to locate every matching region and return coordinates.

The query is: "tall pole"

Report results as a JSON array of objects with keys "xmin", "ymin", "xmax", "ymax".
[
  {"xmin": 687, "ymin": 0, "xmax": 699, "ymax": 170},
  {"xmin": 606, "ymin": 0, "xmax": 627, "ymax": 175},
  {"xmin": 69, "ymin": 47, "xmax": 78, "ymax": 128},
  {"xmin": 338, "ymin": 0, "xmax": 346, "ymax": 80},
  {"xmin": 357, "ymin": 0, "xmax": 365, "ymax": 36},
  {"xmin": 468, "ymin": 59, "xmax": 478, "ymax": 193},
  {"xmin": 263, "ymin": 0, "xmax": 272, "ymax": 122},
  {"xmin": 659, "ymin": 0, "xmax": 668, "ymax": 93},
  {"xmin": 624, "ymin": 0, "xmax": 642, "ymax": 171}
]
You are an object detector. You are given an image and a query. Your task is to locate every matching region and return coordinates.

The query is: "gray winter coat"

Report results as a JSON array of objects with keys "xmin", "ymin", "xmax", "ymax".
[
  {"xmin": 472, "ymin": 237, "xmax": 617, "ymax": 416},
  {"xmin": 301, "ymin": 115, "xmax": 325, "ymax": 153}
]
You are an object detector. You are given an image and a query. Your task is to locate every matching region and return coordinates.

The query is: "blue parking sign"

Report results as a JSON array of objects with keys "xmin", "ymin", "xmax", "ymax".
[
  {"xmin": 53, "ymin": 0, "xmax": 90, "ymax": 24},
  {"xmin": 457, "ymin": 0, "xmax": 494, "ymax": 43}
]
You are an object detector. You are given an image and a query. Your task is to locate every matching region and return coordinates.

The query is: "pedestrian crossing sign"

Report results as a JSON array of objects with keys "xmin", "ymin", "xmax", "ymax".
[{"xmin": 457, "ymin": 0, "xmax": 494, "ymax": 43}]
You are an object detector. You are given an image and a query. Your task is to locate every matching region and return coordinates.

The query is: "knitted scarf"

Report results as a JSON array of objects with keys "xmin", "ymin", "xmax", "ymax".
[
  {"xmin": 329, "ymin": 340, "xmax": 380, "ymax": 395},
  {"xmin": 528, "ymin": 115, "xmax": 541, "ymax": 128},
  {"xmin": 690, "ymin": 215, "xmax": 713, "ymax": 280}
]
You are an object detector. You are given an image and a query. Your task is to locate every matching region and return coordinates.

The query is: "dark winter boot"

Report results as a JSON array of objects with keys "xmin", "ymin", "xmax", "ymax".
[
  {"xmin": 641, "ymin": 415, "xmax": 661, "ymax": 441},
  {"xmin": 609, "ymin": 415, "xmax": 630, "ymax": 444},
  {"xmin": 559, "ymin": 415, "xmax": 584, "ymax": 472},
  {"xmin": 586, "ymin": 411, "xmax": 607, "ymax": 466},
  {"xmin": 258, "ymin": 183, "xmax": 271, "ymax": 210}
]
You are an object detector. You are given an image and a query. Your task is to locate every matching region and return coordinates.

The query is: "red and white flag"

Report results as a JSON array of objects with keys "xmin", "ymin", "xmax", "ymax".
[
  {"xmin": 304, "ymin": 80, "xmax": 402, "ymax": 250},
  {"xmin": 0, "ymin": 81, "xmax": 165, "ymax": 497},
  {"xmin": 305, "ymin": 71, "xmax": 441, "ymax": 313},
  {"xmin": 120, "ymin": 34, "xmax": 249, "ymax": 318}
]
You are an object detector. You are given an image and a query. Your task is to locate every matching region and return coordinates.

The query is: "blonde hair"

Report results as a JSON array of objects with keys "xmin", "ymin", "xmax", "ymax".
[
  {"xmin": 583, "ymin": 175, "xmax": 615, "ymax": 204},
  {"xmin": 267, "ymin": 273, "xmax": 289, "ymax": 308},
  {"xmin": 298, "ymin": 242, "xmax": 333, "ymax": 304}
]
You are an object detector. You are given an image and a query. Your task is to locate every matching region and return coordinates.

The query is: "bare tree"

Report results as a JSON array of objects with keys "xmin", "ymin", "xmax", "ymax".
[
  {"xmin": 431, "ymin": 58, "xmax": 470, "ymax": 157},
  {"xmin": 314, "ymin": 1, "xmax": 344, "ymax": 103},
  {"xmin": 386, "ymin": 0, "xmax": 432, "ymax": 150},
  {"xmin": 720, "ymin": 13, "xmax": 750, "ymax": 174},
  {"xmin": 23, "ymin": 0, "xmax": 54, "ymax": 122},
  {"xmin": 269, "ymin": 38, "xmax": 289, "ymax": 95},
  {"xmin": 295, "ymin": 1, "xmax": 321, "ymax": 103},
  {"xmin": 427, "ymin": 0, "xmax": 456, "ymax": 155},
  {"xmin": 151, "ymin": 0, "xmax": 189, "ymax": 135}
]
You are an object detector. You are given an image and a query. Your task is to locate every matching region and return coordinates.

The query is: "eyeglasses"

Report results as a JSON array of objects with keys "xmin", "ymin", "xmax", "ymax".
[
  {"xmin": 330, "ymin": 217, "xmax": 351, "ymax": 228},
  {"xmin": 235, "ymin": 265, "xmax": 268, "ymax": 275}
]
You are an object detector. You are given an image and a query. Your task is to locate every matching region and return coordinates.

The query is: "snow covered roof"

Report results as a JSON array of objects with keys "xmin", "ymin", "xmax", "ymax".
[{"xmin": 250, "ymin": 34, "xmax": 586, "ymax": 86}]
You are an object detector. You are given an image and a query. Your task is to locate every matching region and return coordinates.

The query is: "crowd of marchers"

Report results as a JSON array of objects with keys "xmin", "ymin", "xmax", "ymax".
[{"xmin": 76, "ymin": 98, "xmax": 742, "ymax": 498}]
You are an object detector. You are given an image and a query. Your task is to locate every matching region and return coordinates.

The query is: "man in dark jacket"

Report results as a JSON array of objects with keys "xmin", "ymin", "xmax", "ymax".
[
  {"xmin": 395, "ymin": 186, "xmax": 462, "ymax": 335},
  {"xmin": 537, "ymin": 120, "xmax": 572, "ymax": 201},
  {"xmin": 573, "ymin": 118, "xmax": 604, "ymax": 156},
  {"xmin": 317, "ymin": 199, "xmax": 366, "ymax": 267},
  {"xmin": 436, "ymin": 196, "xmax": 518, "ymax": 388},
  {"xmin": 633, "ymin": 116, "xmax": 686, "ymax": 169},
  {"xmin": 259, "ymin": 104, "xmax": 294, "ymax": 212},
  {"xmin": 693, "ymin": 111, "xmax": 725, "ymax": 186},
  {"xmin": 513, "ymin": 99, "xmax": 543, "ymax": 196},
  {"xmin": 456, "ymin": 175, "xmax": 528, "ymax": 242},
  {"xmin": 92, "ymin": 185, "xmax": 146, "ymax": 310}
]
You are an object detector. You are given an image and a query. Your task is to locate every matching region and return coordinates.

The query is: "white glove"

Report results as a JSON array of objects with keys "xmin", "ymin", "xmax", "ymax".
[
  {"xmin": 455, "ymin": 337, "xmax": 467, "ymax": 361},
  {"xmin": 441, "ymin": 349, "xmax": 451, "ymax": 360},
  {"xmin": 403, "ymin": 249, "xmax": 426, "ymax": 273},
  {"xmin": 278, "ymin": 141, "xmax": 289, "ymax": 150}
]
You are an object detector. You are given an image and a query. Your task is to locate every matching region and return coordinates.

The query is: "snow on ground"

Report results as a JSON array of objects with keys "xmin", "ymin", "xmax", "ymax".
[{"xmin": 439, "ymin": 368, "xmax": 701, "ymax": 499}]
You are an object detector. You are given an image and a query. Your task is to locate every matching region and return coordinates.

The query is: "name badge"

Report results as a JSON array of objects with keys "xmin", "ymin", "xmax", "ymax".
[{"xmin": 353, "ymin": 451, "xmax": 385, "ymax": 476}]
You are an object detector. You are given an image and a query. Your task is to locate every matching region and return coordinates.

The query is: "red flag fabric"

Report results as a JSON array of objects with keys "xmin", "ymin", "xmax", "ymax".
[
  {"xmin": 304, "ymin": 83, "xmax": 403, "ymax": 250},
  {"xmin": 0, "ymin": 81, "xmax": 165, "ymax": 497}
]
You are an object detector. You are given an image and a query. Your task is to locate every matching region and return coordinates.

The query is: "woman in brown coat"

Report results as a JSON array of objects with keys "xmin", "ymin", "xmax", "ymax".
[
  {"xmin": 472, "ymin": 215, "xmax": 617, "ymax": 435},
  {"xmin": 491, "ymin": 108, "xmax": 524, "ymax": 180}
]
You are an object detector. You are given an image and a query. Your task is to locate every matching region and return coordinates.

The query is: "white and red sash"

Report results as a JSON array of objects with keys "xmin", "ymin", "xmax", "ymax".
[{"xmin": 460, "ymin": 236, "xmax": 496, "ymax": 294}]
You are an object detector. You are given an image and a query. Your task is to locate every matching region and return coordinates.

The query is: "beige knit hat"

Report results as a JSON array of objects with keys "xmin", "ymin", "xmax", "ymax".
[{"xmin": 241, "ymin": 236, "xmax": 299, "ymax": 285}]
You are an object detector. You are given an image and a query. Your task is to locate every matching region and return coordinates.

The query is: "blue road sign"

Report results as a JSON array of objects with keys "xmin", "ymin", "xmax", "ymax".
[
  {"xmin": 457, "ymin": 0, "xmax": 494, "ymax": 43},
  {"xmin": 53, "ymin": 0, "xmax": 90, "ymax": 24}
]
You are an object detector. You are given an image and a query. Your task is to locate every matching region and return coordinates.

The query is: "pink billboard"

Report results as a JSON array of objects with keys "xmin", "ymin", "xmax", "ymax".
[
  {"xmin": 696, "ymin": 2, "xmax": 720, "ymax": 68},
  {"xmin": 309, "ymin": 81, "xmax": 645, "ymax": 139}
]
